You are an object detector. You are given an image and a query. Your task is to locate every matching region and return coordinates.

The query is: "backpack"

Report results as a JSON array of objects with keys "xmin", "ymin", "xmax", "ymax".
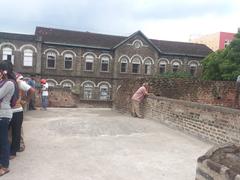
[{"xmin": 0, "ymin": 79, "xmax": 19, "ymax": 108}]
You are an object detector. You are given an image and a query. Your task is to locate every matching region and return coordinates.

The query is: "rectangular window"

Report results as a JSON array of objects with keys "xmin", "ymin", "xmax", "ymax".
[
  {"xmin": 173, "ymin": 65, "xmax": 178, "ymax": 73},
  {"xmin": 144, "ymin": 65, "xmax": 151, "ymax": 75},
  {"xmin": 100, "ymin": 88, "xmax": 109, "ymax": 100},
  {"xmin": 2, "ymin": 48, "xmax": 14, "ymax": 64},
  {"xmin": 7, "ymin": 55, "xmax": 12, "ymax": 61},
  {"xmin": 86, "ymin": 62, "xmax": 93, "ymax": 71},
  {"xmin": 84, "ymin": 87, "xmax": 93, "ymax": 99},
  {"xmin": 190, "ymin": 67, "xmax": 196, "ymax": 76},
  {"xmin": 47, "ymin": 56, "xmax": 55, "ymax": 68},
  {"xmin": 23, "ymin": 52, "xmax": 33, "ymax": 66},
  {"xmin": 64, "ymin": 57, "xmax": 72, "ymax": 69},
  {"xmin": 3, "ymin": 54, "xmax": 14, "ymax": 63},
  {"xmin": 23, "ymin": 56, "xmax": 33, "ymax": 66},
  {"xmin": 101, "ymin": 60, "xmax": 109, "ymax": 72},
  {"xmin": 121, "ymin": 63, "xmax": 127, "ymax": 72},
  {"xmin": 160, "ymin": 64, "xmax": 166, "ymax": 74},
  {"xmin": 132, "ymin": 64, "xmax": 139, "ymax": 73}
]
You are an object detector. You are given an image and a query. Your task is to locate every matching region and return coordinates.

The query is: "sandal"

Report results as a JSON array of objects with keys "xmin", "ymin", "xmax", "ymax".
[
  {"xmin": 10, "ymin": 155, "xmax": 16, "ymax": 160},
  {"xmin": 0, "ymin": 167, "xmax": 10, "ymax": 176},
  {"xmin": 18, "ymin": 144, "xmax": 25, "ymax": 152}
]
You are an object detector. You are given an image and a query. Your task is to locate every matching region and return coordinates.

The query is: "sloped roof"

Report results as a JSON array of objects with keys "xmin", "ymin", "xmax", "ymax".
[
  {"xmin": 0, "ymin": 32, "xmax": 35, "ymax": 41},
  {"xmin": 151, "ymin": 39, "xmax": 212, "ymax": 56},
  {"xmin": 35, "ymin": 27, "xmax": 212, "ymax": 56},
  {"xmin": 35, "ymin": 27, "xmax": 125, "ymax": 49}
]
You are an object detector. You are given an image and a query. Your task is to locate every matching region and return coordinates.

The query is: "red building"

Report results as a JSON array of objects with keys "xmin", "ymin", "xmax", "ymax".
[
  {"xmin": 191, "ymin": 32, "xmax": 235, "ymax": 51},
  {"xmin": 219, "ymin": 32, "xmax": 235, "ymax": 49}
]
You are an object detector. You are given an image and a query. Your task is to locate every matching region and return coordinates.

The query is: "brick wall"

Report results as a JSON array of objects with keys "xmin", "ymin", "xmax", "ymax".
[
  {"xmin": 144, "ymin": 96, "xmax": 240, "ymax": 145},
  {"xmin": 113, "ymin": 78, "xmax": 240, "ymax": 145},
  {"xmin": 35, "ymin": 87, "xmax": 112, "ymax": 108},
  {"xmin": 35, "ymin": 87, "xmax": 77, "ymax": 107},
  {"xmin": 149, "ymin": 78, "xmax": 237, "ymax": 108}
]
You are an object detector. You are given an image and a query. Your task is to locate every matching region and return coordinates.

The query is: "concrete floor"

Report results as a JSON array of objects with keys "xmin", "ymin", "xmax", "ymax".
[{"xmin": 4, "ymin": 108, "xmax": 212, "ymax": 180}]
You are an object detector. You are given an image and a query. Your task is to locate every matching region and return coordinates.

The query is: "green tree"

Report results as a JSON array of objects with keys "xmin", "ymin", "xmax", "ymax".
[{"xmin": 201, "ymin": 32, "xmax": 240, "ymax": 81}]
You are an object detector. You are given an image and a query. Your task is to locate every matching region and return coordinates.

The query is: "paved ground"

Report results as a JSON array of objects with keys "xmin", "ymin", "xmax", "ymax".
[{"xmin": 4, "ymin": 108, "xmax": 212, "ymax": 180}]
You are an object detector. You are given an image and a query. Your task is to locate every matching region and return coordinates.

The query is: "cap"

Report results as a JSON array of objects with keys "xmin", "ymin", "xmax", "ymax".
[{"xmin": 40, "ymin": 79, "xmax": 47, "ymax": 84}]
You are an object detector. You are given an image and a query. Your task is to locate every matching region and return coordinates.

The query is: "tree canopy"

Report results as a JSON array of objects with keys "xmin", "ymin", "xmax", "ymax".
[{"xmin": 201, "ymin": 32, "xmax": 240, "ymax": 81}]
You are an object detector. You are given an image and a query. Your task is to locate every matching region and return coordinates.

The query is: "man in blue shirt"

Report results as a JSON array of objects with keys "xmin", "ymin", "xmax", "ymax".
[{"xmin": 27, "ymin": 75, "xmax": 36, "ymax": 110}]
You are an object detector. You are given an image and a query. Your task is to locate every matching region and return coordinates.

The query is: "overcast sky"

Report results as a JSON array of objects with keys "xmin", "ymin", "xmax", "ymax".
[{"xmin": 0, "ymin": 0, "xmax": 239, "ymax": 42}]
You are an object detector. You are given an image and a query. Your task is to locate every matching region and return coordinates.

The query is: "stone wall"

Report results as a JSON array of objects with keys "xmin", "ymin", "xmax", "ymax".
[
  {"xmin": 144, "ymin": 96, "xmax": 240, "ymax": 145},
  {"xmin": 35, "ymin": 87, "xmax": 112, "ymax": 108},
  {"xmin": 113, "ymin": 78, "xmax": 240, "ymax": 145},
  {"xmin": 35, "ymin": 87, "xmax": 77, "ymax": 108},
  {"xmin": 196, "ymin": 144, "xmax": 240, "ymax": 180},
  {"xmin": 149, "ymin": 78, "xmax": 238, "ymax": 108}
]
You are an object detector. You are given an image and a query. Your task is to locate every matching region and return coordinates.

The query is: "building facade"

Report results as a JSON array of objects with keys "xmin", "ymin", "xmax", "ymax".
[
  {"xmin": 0, "ymin": 27, "xmax": 212, "ymax": 101},
  {"xmin": 190, "ymin": 32, "xmax": 235, "ymax": 51}
]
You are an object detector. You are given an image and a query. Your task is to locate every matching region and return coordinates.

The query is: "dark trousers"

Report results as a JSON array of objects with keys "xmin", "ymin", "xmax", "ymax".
[
  {"xmin": 9, "ymin": 111, "xmax": 23, "ymax": 156},
  {"xmin": 0, "ymin": 118, "xmax": 10, "ymax": 168},
  {"xmin": 29, "ymin": 95, "xmax": 36, "ymax": 110}
]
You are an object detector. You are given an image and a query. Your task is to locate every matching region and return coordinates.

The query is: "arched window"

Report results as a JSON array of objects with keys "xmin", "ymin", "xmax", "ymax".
[
  {"xmin": 46, "ymin": 52, "xmax": 56, "ymax": 69},
  {"xmin": 84, "ymin": 83, "xmax": 94, "ymax": 99},
  {"xmin": 64, "ymin": 54, "xmax": 73, "ymax": 70},
  {"xmin": 2, "ymin": 47, "xmax": 14, "ymax": 64},
  {"xmin": 85, "ymin": 54, "xmax": 94, "ymax": 71},
  {"xmin": 189, "ymin": 63, "xmax": 197, "ymax": 76},
  {"xmin": 23, "ymin": 49, "xmax": 33, "ymax": 66},
  {"xmin": 159, "ymin": 61, "xmax": 167, "ymax": 74},
  {"xmin": 46, "ymin": 79, "xmax": 58, "ymax": 87},
  {"xmin": 120, "ymin": 58, "xmax": 128, "ymax": 73},
  {"xmin": 60, "ymin": 80, "xmax": 74, "ymax": 89},
  {"xmin": 62, "ymin": 82, "xmax": 73, "ymax": 89},
  {"xmin": 144, "ymin": 59, "xmax": 152, "ymax": 75},
  {"xmin": 100, "ymin": 56, "xmax": 109, "ymax": 72},
  {"xmin": 47, "ymin": 81, "xmax": 56, "ymax": 87},
  {"xmin": 172, "ymin": 61, "xmax": 180, "ymax": 73},
  {"xmin": 132, "ymin": 57, "xmax": 141, "ymax": 73},
  {"xmin": 99, "ymin": 84, "xmax": 109, "ymax": 100}
]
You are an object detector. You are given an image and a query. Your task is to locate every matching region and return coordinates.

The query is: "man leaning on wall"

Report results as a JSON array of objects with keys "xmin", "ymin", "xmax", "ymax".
[{"xmin": 131, "ymin": 83, "xmax": 149, "ymax": 118}]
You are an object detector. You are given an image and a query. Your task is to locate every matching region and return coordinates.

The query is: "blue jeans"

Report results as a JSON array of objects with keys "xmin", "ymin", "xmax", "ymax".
[
  {"xmin": 41, "ymin": 96, "xmax": 48, "ymax": 109},
  {"xmin": 0, "ymin": 118, "xmax": 10, "ymax": 168}
]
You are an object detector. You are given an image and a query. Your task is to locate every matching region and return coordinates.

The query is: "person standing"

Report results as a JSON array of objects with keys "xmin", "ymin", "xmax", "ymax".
[
  {"xmin": 9, "ymin": 73, "xmax": 35, "ymax": 159},
  {"xmin": 40, "ymin": 79, "xmax": 48, "ymax": 110},
  {"xmin": 131, "ymin": 83, "xmax": 149, "ymax": 118},
  {"xmin": 27, "ymin": 74, "xmax": 36, "ymax": 110},
  {"xmin": 0, "ymin": 61, "xmax": 16, "ymax": 176}
]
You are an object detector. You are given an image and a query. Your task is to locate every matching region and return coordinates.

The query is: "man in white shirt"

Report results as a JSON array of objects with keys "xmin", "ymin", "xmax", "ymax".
[{"xmin": 40, "ymin": 79, "xmax": 48, "ymax": 110}]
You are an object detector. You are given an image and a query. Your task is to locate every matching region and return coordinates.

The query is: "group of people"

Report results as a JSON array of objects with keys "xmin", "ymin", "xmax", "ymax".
[{"xmin": 0, "ymin": 60, "xmax": 48, "ymax": 177}]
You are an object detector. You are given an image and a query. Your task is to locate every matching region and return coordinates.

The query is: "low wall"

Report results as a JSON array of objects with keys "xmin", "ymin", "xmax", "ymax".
[
  {"xmin": 35, "ymin": 88, "xmax": 77, "ymax": 107},
  {"xmin": 113, "ymin": 79, "xmax": 240, "ymax": 145},
  {"xmin": 143, "ymin": 96, "xmax": 240, "ymax": 145},
  {"xmin": 35, "ymin": 88, "xmax": 112, "ymax": 108}
]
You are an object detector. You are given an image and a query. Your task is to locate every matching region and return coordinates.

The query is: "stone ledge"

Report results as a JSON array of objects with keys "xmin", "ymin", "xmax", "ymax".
[{"xmin": 196, "ymin": 144, "xmax": 240, "ymax": 180}]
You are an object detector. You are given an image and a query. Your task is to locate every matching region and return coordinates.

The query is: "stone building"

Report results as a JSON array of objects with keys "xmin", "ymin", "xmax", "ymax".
[{"xmin": 0, "ymin": 26, "xmax": 212, "ymax": 101}]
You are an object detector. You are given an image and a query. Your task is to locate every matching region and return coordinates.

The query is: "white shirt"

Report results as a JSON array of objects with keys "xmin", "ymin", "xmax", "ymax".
[
  {"xmin": 42, "ymin": 83, "xmax": 49, "ymax": 96},
  {"xmin": 12, "ymin": 80, "xmax": 31, "ymax": 113}
]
